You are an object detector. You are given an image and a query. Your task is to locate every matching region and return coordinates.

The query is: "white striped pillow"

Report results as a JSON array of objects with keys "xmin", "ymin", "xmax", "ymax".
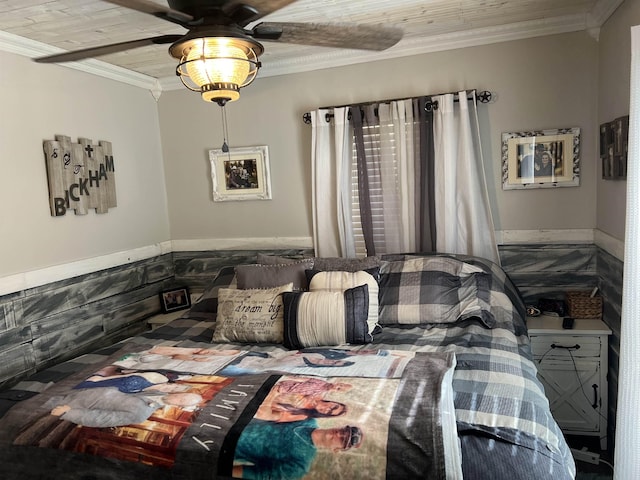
[
  {"xmin": 307, "ymin": 270, "xmax": 379, "ymax": 334},
  {"xmin": 282, "ymin": 285, "xmax": 371, "ymax": 349}
]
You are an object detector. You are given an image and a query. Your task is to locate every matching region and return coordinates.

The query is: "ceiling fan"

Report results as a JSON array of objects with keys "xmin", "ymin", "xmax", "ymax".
[{"xmin": 34, "ymin": 0, "xmax": 403, "ymax": 105}]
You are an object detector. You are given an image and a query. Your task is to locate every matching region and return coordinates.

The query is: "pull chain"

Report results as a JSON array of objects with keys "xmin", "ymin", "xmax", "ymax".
[{"xmin": 221, "ymin": 104, "xmax": 230, "ymax": 154}]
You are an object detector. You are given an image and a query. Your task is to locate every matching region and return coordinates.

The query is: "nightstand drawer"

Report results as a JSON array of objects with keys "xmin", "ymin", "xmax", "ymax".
[
  {"xmin": 527, "ymin": 315, "xmax": 610, "ymax": 449},
  {"xmin": 530, "ymin": 335, "xmax": 601, "ymax": 358}
]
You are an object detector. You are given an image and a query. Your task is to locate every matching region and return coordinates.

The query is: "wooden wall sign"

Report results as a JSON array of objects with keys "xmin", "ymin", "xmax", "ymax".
[{"xmin": 43, "ymin": 135, "xmax": 117, "ymax": 216}]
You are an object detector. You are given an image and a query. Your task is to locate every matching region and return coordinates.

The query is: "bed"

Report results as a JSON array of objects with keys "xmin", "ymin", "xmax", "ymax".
[{"xmin": 0, "ymin": 253, "xmax": 576, "ymax": 479}]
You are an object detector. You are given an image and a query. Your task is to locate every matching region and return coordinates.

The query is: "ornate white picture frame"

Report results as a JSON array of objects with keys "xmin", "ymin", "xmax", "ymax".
[{"xmin": 209, "ymin": 145, "xmax": 272, "ymax": 202}]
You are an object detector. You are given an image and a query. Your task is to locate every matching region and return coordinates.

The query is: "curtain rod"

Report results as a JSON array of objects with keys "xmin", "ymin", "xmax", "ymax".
[{"xmin": 302, "ymin": 90, "xmax": 492, "ymax": 124}]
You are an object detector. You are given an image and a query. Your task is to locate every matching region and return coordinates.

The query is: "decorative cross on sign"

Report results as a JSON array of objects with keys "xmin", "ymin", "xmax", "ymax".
[{"xmin": 43, "ymin": 135, "xmax": 117, "ymax": 216}]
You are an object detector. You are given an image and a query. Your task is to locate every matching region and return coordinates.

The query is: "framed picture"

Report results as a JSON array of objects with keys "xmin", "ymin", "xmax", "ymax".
[
  {"xmin": 601, "ymin": 115, "xmax": 628, "ymax": 180},
  {"xmin": 160, "ymin": 287, "xmax": 191, "ymax": 313},
  {"xmin": 501, "ymin": 127, "xmax": 580, "ymax": 189},
  {"xmin": 209, "ymin": 145, "xmax": 272, "ymax": 201}
]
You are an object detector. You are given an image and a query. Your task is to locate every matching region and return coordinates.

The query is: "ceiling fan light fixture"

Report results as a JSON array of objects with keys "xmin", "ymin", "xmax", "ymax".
[
  {"xmin": 200, "ymin": 82, "xmax": 240, "ymax": 103},
  {"xmin": 171, "ymin": 36, "xmax": 263, "ymax": 106}
]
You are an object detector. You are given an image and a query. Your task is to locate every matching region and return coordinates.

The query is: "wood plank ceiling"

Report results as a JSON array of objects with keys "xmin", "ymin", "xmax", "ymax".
[{"xmin": 0, "ymin": 0, "xmax": 624, "ymax": 86}]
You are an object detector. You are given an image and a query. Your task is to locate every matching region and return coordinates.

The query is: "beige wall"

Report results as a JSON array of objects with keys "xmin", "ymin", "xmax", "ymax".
[
  {"xmin": 0, "ymin": 50, "xmax": 170, "ymax": 278},
  {"xmin": 597, "ymin": 0, "xmax": 640, "ymax": 242},
  {"xmin": 158, "ymin": 31, "xmax": 599, "ymax": 242},
  {"xmin": 0, "ymin": 20, "xmax": 619, "ymax": 283}
]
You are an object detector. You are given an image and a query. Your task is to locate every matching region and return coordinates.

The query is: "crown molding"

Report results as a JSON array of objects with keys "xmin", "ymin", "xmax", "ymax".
[
  {"xmin": 589, "ymin": 0, "xmax": 625, "ymax": 28},
  {"xmin": 0, "ymin": 30, "xmax": 159, "ymax": 91}
]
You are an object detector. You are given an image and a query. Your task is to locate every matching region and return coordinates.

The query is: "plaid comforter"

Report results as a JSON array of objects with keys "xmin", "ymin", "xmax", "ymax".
[{"xmin": 0, "ymin": 255, "xmax": 575, "ymax": 479}]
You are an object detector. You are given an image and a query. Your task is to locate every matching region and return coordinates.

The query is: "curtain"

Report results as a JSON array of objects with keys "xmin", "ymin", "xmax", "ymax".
[
  {"xmin": 351, "ymin": 101, "xmax": 424, "ymax": 255},
  {"xmin": 310, "ymin": 108, "xmax": 354, "ymax": 257},
  {"xmin": 433, "ymin": 91, "xmax": 500, "ymax": 264},
  {"xmin": 392, "ymin": 100, "xmax": 417, "ymax": 252},
  {"xmin": 613, "ymin": 25, "xmax": 640, "ymax": 480},
  {"xmin": 353, "ymin": 105, "xmax": 386, "ymax": 254},
  {"xmin": 416, "ymin": 97, "xmax": 437, "ymax": 252},
  {"xmin": 310, "ymin": 90, "xmax": 499, "ymax": 263}
]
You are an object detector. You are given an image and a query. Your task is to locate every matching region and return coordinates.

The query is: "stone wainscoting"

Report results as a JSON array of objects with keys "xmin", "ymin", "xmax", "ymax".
[{"xmin": 0, "ymin": 254, "xmax": 175, "ymax": 389}]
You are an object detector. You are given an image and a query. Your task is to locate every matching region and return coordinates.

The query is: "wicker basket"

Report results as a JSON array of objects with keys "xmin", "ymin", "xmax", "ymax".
[{"xmin": 565, "ymin": 291, "xmax": 603, "ymax": 319}]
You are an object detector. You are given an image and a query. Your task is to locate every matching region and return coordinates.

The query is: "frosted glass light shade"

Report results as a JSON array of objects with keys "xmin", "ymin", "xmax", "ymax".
[{"xmin": 171, "ymin": 36, "xmax": 262, "ymax": 105}]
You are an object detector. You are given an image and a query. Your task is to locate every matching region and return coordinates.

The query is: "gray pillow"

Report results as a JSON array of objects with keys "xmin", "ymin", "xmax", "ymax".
[
  {"xmin": 235, "ymin": 260, "xmax": 315, "ymax": 291},
  {"xmin": 312, "ymin": 256, "xmax": 381, "ymax": 272},
  {"xmin": 257, "ymin": 254, "xmax": 380, "ymax": 272}
]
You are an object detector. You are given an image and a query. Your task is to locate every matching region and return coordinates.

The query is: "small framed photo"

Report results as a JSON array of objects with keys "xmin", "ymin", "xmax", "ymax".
[
  {"xmin": 209, "ymin": 145, "xmax": 272, "ymax": 201},
  {"xmin": 501, "ymin": 127, "xmax": 580, "ymax": 189},
  {"xmin": 160, "ymin": 287, "xmax": 191, "ymax": 313}
]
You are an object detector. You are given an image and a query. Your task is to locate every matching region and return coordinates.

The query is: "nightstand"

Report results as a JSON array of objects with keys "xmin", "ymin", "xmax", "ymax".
[{"xmin": 527, "ymin": 315, "xmax": 611, "ymax": 449}]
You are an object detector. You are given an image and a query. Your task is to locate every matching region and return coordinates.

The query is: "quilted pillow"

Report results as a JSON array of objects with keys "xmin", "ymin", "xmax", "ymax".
[
  {"xmin": 378, "ymin": 257, "xmax": 496, "ymax": 327},
  {"xmin": 212, "ymin": 283, "xmax": 293, "ymax": 343},
  {"xmin": 306, "ymin": 269, "xmax": 380, "ymax": 335},
  {"xmin": 235, "ymin": 259, "xmax": 314, "ymax": 291},
  {"xmin": 281, "ymin": 285, "xmax": 371, "ymax": 349}
]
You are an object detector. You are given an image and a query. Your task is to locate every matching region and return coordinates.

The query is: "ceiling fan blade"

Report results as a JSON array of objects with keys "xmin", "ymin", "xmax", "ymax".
[
  {"xmin": 103, "ymin": 0, "xmax": 194, "ymax": 26},
  {"xmin": 252, "ymin": 22, "xmax": 403, "ymax": 51},
  {"xmin": 34, "ymin": 35, "xmax": 183, "ymax": 64},
  {"xmin": 225, "ymin": 0, "xmax": 298, "ymax": 26}
]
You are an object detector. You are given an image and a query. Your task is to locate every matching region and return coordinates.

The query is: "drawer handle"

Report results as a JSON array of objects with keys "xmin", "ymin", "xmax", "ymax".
[
  {"xmin": 592, "ymin": 384, "xmax": 598, "ymax": 409},
  {"xmin": 551, "ymin": 343, "xmax": 581, "ymax": 350}
]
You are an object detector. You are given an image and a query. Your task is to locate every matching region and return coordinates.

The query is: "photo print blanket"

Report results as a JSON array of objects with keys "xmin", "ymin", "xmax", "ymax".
[{"xmin": 0, "ymin": 341, "xmax": 460, "ymax": 480}]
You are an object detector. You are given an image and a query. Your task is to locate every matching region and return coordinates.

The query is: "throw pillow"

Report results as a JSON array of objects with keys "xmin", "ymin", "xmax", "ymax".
[
  {"xmin": 458, "ymin": 271, "xmax": 495, "ymax": 327},
  {"xmin": 380, "ymin": 256, "xmax": 484, "ymax": 277},
  {"xmin": 235, "ymin": 259, "xmax": 315, "ymax": 291},
  {"xmin": 306, "ymin": 269, "xmax": 380, "ymax": 335},
  {"xmin": 312, "ymin": 256, "xmax": 381, "ymax": 272},
  {"xmin": 281, "ymin": 285, "xmax": 371, "ymax": 349},
  {"xmin": 378, "ymin": 257, "xmax": 495, "ymax": 327},
  {"xmin": 256, "ymin": 254, "xmax": 380, "ymax": 272},
  {"xmin": 212, "ymin": 283, "xmax": 293, "ymax": 343}
]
